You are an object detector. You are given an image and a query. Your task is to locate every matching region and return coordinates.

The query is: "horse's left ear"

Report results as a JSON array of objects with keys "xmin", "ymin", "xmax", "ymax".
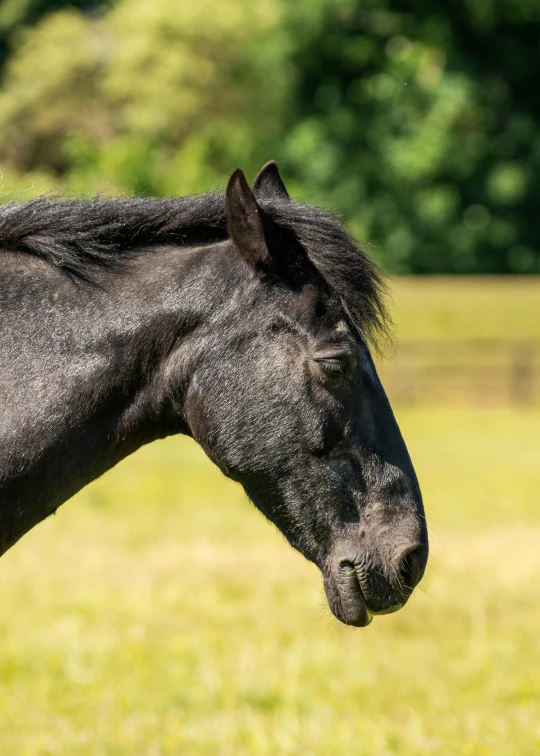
[
  {"xmin": 226, "ymin": 168, "xmax": 269, "ymax": 266},
  {"xmin": 252, "ymin": 160, "xmax": 290, "ymax": 202}
]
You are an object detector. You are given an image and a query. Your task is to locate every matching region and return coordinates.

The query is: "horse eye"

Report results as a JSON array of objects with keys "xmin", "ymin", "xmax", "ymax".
[
  {"xmin": 317, "ymin": 358, "xmax": 346, "ymax": 374},
  {"xmin": 314, "ymin": 353, "xmax": 356, "ymax": 380}
]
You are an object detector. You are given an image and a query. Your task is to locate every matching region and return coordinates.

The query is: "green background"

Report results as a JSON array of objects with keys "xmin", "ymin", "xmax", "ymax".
[{"xmin": 1, "ymin": 0, "xmax": 540, "ymax": 273}]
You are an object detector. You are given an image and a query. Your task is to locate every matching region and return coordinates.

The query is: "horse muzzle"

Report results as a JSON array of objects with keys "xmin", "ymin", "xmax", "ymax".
[{"xmin": 323, "ymin": 536, "xmax": 427, "ymax": 627}]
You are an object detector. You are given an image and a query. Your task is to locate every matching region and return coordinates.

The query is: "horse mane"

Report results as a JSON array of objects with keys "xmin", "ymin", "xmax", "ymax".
[{"xmin": 0, "ymin": 193, "xmax": 389, "ymax": 344}]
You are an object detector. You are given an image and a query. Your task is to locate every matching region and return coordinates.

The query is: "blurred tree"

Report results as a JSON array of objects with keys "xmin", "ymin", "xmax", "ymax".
[
  {"xmin": 0, "ymin": 0, "xmax": 109, "ymax": 68},
  {"xmin": 280, "ymin": 0, "xmax": 540, "ymax": 273},
  {"xmin": 0, "ymin": 0, "xmax": 539, "ymax": 273},
  {"xmin": 0, "ymin": 0, "xmax": 290, "ymax": 195}
]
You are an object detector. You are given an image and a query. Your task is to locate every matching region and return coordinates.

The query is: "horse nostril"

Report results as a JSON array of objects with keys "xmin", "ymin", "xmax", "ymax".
[{"xmin": 397, "ymin": 545, "xmax": 425, "ymax": 593}]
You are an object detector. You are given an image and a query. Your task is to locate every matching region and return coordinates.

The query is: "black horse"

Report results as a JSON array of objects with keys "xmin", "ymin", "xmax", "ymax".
[{"xmin": 0, "ymin": 162, "xmax": 427, "ymax": 627}]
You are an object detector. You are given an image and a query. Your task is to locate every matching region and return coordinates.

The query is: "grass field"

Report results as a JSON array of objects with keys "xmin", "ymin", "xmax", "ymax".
[
  {"xmin": 389, "ymin": 276, "xmax": 540, "ymax": 341},
  {"xmin": 1, "ymin": 279, "xmax": 539, "ymax": 755}
]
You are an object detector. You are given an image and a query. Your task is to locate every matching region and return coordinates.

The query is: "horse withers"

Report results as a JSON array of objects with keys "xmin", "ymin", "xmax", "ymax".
[{"xmin": 0, "ymin": 162, "xmax": 427, "ymax": 626}]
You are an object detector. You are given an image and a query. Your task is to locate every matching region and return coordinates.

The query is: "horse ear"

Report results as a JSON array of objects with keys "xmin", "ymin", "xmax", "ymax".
[
  {"xmin": 252, "ymin": 160, "xmax": 290, "ymax": 202},
  {"xmin": 226, "ymin": 168, "xmax": 269, "ymax": 266}
]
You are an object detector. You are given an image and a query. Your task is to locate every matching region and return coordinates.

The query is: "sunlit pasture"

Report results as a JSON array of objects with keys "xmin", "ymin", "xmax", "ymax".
[{"xmin": 1, "ymin": 279, "xmax": 539, "ymax": 755}]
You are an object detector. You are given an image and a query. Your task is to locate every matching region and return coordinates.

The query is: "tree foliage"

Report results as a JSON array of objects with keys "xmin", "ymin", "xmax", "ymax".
[
  {"xmin": 279, "ymin": 0, "xmax": 540, "ymax": 273},
  {"xmin": 0, "ymin": 0, "xmax": 539, "ymax": 273}
]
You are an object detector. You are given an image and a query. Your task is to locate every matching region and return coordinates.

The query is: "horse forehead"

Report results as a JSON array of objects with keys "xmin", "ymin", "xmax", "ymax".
[
  {"xmin": 248, "ymin": 279, "xmax": 353, "ymax": 341},
  {"xmin": 273, "ymin": 282, "xmax": 343, "ymax": 322}
]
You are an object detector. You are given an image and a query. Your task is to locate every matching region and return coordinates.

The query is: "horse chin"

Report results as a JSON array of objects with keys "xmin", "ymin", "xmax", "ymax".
[{"xmin": 323, "ymin": 563, "xmax": 374, "ymax": 628}]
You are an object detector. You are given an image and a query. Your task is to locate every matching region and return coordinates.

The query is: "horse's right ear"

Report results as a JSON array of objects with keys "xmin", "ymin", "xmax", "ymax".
[
  {"xmin": 253, "ymin": 160, "xmax": 290, "ymax": 202},
  {"xmin": 226, "ymin": 168, "xmax": 269, "ymax": 267}
]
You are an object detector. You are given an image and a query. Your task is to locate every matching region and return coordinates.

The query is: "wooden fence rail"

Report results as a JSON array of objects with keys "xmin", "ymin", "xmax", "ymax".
[{"xmin": 375, "ymin": 339, "xmax": 540, "ymax": 405}]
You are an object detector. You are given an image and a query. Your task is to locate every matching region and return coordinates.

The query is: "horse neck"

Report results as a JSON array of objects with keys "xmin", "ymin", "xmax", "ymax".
[
  {"xmin": 0, "ymin": 241, "xmax": 233, "ymax": 554},
  {"xmin": 106, "ymin": 241, "xmax": 236, "ymax": 441}
]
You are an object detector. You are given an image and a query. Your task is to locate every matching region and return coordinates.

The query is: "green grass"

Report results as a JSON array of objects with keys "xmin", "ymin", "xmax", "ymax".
[
  {"xmin": 1, "ymin": 409, "xmax": 539, "ymax": 755},
  {"xmin": 376, "ymin": 277, "xmax": 540, "ymax": 406},
  {"xmin": 390, "ymin": 276, "xmax": 540, "ymax": 340},
  {"xmin": 1, "ymin": 278, "xmax": 540, "ymax": 755}
]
